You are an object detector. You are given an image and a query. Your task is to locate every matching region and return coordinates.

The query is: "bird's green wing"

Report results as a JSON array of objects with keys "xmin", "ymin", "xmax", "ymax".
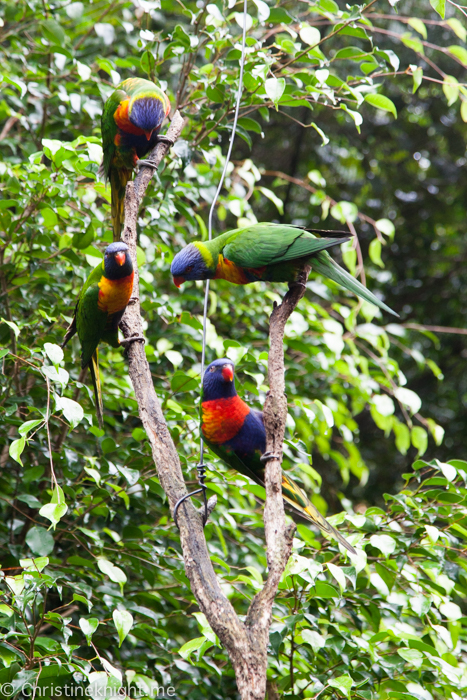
[
  {"xmin": 100, "ymin": 88, "xmax": 128, "ymax": 179},
  {"xmin": 311, "ymin": 251, "xmax": 397, "ymax": 316},
  {"xmin": 203, "ymin": 435, "xmax": 266, "ymax": 487},
  {"xmin": 222, "ymin": 223, "xmax": 348, "ymax": 268},
  {"xmin": 76, "ymin": 262, "xmax": 109, "ymax": 369}
]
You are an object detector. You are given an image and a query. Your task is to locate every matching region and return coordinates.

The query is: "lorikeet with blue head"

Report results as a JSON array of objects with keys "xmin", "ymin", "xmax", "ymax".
[
  {"xmin": 62, "ymin": 242, "xmax": 138, "ymax": 428},
  {"xmin": 171, "ymin": 223, "xmax": 396, "ymax": 315},
  {"xmin": 100, "ymin": 78, "xmax": 171, "ymax": 241},
  {"xmin": 201, "ymin": 358, "xmax": 356, "ymax": 554}
]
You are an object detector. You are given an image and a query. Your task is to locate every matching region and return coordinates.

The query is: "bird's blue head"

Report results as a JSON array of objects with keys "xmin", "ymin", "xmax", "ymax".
[
  {"xmin": 202, "ymin": 358, "xmax": 237, "ymax": 401},
  {"xmin": 104, "ymin": 241, "xmax": 133, "ymax": 280},
  {"xmin": 129, "ymin": 97, "xmax": 166, "ymax": 140},
  {"xmin": 171, "ymin": 243, "xmax": 213, "ymax": 287}
]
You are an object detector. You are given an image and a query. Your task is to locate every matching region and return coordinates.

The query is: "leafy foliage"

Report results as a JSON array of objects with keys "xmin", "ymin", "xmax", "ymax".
[{"xmin": 1, "ymin": 0, "xmax": 467, "ymax": 697}]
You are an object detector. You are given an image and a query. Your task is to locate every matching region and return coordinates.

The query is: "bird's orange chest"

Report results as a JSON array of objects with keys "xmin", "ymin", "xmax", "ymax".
[
  {"xmin": 213, "ymin": 255, "xmax": 265, "ymax": 284},
  {"xmin": 202, "ymin": 396, "xmax": 250, "ymax": 444},
  {"xmin": 97, "ymin": 272, "xmax": 134, "ymax": 315}
]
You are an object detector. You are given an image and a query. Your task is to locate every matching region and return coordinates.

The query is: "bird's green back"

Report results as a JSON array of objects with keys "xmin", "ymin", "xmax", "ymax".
[{"xmin": 221, "ymin": 224, "xmax": 345, "ymax": 268}]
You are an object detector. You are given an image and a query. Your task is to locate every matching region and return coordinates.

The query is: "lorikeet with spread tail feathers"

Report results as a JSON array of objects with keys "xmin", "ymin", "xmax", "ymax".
[
  {"xmin": 201, "ymin": 358, "xmax": 356, "ymax": 555},
  {"xmin": 62, "ymin": 242, "xmax": 137, "ymax": 429},
  {"xmin": 100, "ymin": 78, "xmax": 171, "ymax": 241},
  {"xmin": 171, "ymin": 223, "xmax": 397, "ymax": 315}
]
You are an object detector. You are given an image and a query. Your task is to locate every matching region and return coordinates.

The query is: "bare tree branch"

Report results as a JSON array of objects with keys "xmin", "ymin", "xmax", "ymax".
[{"xmin": 120, "ymin": 110, "xmax": 304, "ymax": 699}]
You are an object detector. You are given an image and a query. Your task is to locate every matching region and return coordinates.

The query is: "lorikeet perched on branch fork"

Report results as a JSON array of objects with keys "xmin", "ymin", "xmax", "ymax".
[
  {"xmin": 100, "ymin": 78, "xmax": 171, "ymax": 241},
  {"xmin": 62, "ymin": 242, "xmax": 140, "ymax": 428},
  {"xmin": 201, "ymin": 358, "xmax": 356, "ymax": 554},
  {"xmin": 171, "ymin": 223, "xmax": 396, "ymax": 315}
]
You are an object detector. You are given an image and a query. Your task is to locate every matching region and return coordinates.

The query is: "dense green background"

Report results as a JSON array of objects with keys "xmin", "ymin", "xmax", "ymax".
[{"xmin": 1, "ymin": 0, "xmax": 467, "ymax": 698}]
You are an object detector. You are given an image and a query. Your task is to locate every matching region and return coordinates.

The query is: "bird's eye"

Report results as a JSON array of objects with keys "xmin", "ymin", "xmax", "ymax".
[
  {"xmin": 209, "ymin": 366, "xmax": 216, "ymax": 372},
  {"xmin": 186, "ymin": 265, "xmax": 193, "ymax": 273}
]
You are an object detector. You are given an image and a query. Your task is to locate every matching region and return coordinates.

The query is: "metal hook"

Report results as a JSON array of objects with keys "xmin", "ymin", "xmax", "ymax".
[{"xmin": 173, "ymin": 462, "xmax": 209, "ymax": 529}]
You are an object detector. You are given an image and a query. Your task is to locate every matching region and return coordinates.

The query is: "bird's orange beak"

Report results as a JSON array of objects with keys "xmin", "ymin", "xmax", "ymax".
[
  {"xmin": 173, "ymin": 276, "xmax": 184, "ymax": 288},
  {"xmin": 144, "ymin": 129, "xmax": 154, "ymax": 141},
  {"xmin": 222, "ymin": 365, "xmax": 234, "ymax": 382},
  {"xmin": 115, "ymin": 251, "xmax": 126, "ymax": 266}
]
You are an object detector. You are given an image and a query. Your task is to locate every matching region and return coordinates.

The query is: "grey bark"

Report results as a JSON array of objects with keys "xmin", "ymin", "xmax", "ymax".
[{"xmin": 120, "ymin": 110, "xmax": 305, "ymax": 699}]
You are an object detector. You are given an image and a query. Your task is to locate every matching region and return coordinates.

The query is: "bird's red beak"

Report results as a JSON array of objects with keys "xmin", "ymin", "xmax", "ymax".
[
  {"xmin": 222, "ymin": 365, "xmax": 234, "ymax": 382},
  {"xmin": 173, "ymin": 276, "xmax": 185, "ymax": 288},
  {"xmin": 144, "ymin": 129, "xmax": 154, "ymax": 141},
  {"xmin": 115, "ymin": 252, "xmax": 126, "ymax": 266}
]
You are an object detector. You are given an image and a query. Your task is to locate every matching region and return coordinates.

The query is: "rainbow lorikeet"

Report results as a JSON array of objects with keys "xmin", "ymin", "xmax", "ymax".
[
  {"xmin": 100, "ymin": 78, "xmax": 171, "ymax": 241},
  {"xmin": 201, "ymin": 358, "xmax": 356, "ymax": 554},
  {"xmin": 62, "ymin": 242, "xmax": 138, "ymax": 428},
  {"xmin": 171, "ymin": 223, "xmax": 396, "ymax": 315}
]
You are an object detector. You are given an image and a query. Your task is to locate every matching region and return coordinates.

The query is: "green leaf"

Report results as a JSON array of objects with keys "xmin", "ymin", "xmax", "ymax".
[
  {"xmin": 41, "ymin": 19, "xmax": 66, "ymax": 45},
  {"xmin": 257, "ymin": 186, "xmax": 283, "ymax": 214},
  {"xmin": 448, "ymin": 45, "xmax": 467, "ymax": 66},
  {"xmin": 364, "ymin": 93, "xmax": 397, "ymax": 118},
  {"xmin": 447, "ymin": 18, "xmax": 466, "ymax": 41},
  {"xmin": 430, "ymin": 0, "xmax": 445, "ymax": 18},
  {"xmin": 43, "ymin": 342, "xmax": 64, "ymax": 366},
  {"xmin": 369, "ymin": 238, "xmax": 384, "ymax": 268},
  {"xmin": 20, "ymin": 556, "xmax": 49, "ymax": 572},
  {"xmin": 98, "ymin": 559, "xmax": 127, "ymax": 586},
  {"xmin": 397, "ymin": 648, "xmax": 424, "ymax": 668},
  {"xmin": 18, "ymin": 419, "xmax": 43, "ymax": 436},
  {"xmin": 39, "ymin": 503, "xmax": 68, "ymax": 528},
  {"xmin": 113, "ymin": 609, "xmax": 134, "ymax": 647},
  {"xmin": 1, "ymin": 317, "xmax": 20, "ymax": 338},
  {"xmin": 407, "ymin": 18, "xmax": 427, "ymax": 39},
  {"xmin": 9, "ymin": 437, "xmax": 25, "ymax": 465},
  {"xmin": 329, "ymin": 674, "xmax": 354, "ymax": 698},
  {"xmin": 178, "ymin": 636, "xmax": 206, "ymax": 660},
  {"xmin": 59, "ymin": 397, "xmax": 84, "ymax": 428},
  {"xmin": 140, "ymin": 50, "xmax": 156, "ymax": 75},
  {"xmin": 79, "ymin": 617, "xmax": 99, "ymax": 645},
  {"xmin": 299, "ymin": 25, "xmax": 321, "ymax": 46},
  {"xmin": 411, "ymin": 426, "xmax": 428, "ymax": 456},
  {"xmin": 25, "ymin": 526, "xmax": 54, "ymax": 556},
  {"xmin": 443, "ymin": 75, "xmax": 459, "ymax": 105},
  {"xmin": 411, "ymin": 66, "xmax": 423, "ymax": 93},
  {"xmin": 369, "ymin": 534, "xmax": 396, "ymax": 556},
  {"xmin": 264, "ymin": 77, "xmax": 286, "ymax": 109}
]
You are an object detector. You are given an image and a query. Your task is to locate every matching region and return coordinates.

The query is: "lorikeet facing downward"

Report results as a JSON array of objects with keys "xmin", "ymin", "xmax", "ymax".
[
  {"xmin": 171, "ymin": 223, "xmax": 396, "ymax": 315},
  {"xmin": 100, "ymin": 78, "xmax": 171, "ymax": 241},
  {"xmin": 201, "ymin": 358, "xmax": 356, "ymax": 555},
  {"xmin": 62, "ymin": 242, "xmax": 136, "ymax": 428}
]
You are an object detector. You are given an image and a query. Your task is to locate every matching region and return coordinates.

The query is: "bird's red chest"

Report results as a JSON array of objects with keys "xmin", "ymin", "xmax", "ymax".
[
  {"xmin": 202, "ymin": 396, "xmax": 250, "ymax": 444},
  {"xmin": 97, "ymin": 272, "xmax": 134, "ymax": 315}
]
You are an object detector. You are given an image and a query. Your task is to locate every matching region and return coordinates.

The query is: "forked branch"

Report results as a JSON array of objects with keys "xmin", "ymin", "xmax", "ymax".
[{"xmin": 120, "ymin": 111, "xmax": 304, "ymax": 699}]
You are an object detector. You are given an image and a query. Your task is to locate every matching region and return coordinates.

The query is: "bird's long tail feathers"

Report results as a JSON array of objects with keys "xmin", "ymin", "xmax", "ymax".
[
  {"xmin": 281, "ymin": 473, "xmax": 356, "ymax": 555},
  {"xmin": 89, "ymin": 350, "xmax": 104, "ymax": 429},
  {"xmin": 312, "ymin": 251, "xmax": 398, "ymax": 317},
  {"xmin": 110, "ymin": 168, "xmax": 131, "ymax": 242}
]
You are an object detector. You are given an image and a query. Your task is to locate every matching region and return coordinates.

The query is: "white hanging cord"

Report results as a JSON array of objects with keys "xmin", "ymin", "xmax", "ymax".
[{"xmin": 198, "ymin": 0, "xmax": 248, "ymax": 463}]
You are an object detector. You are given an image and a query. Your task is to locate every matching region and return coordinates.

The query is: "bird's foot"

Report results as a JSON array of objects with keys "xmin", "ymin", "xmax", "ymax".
[
  {"xmin": 157, "ymin": 135, "xmax": 175, "ymax": 147},
  {"xmin": 288, "ymin": 281, "xmax": 307, "ymax": 291},
  {"xmin": 137, "ymin": 159, "xmax": 158, "ymax": 171},
  {"xmin": 120, "ymin": 335, "xmax": 145, "ymax": 348},
  {"xmin": 260, "ymin": 451, "xmax": 281, "ymax": 463}
]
